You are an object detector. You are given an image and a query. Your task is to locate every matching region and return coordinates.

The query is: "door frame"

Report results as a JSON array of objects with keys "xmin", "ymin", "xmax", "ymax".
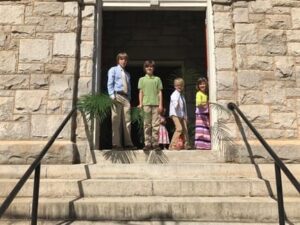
[{"xmin": 94, "ymin": 0, "xmax": 217, "ymax": 151}]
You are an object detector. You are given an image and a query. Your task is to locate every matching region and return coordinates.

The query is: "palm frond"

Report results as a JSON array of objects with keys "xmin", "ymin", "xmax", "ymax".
[
  {"xmin": 77, "ymin": 93, "xmax": 113, "ymax": 123},
  {"xmin": 211, "ymin": 121, "xmax": 235, "ymax": 154},
  {"xmin": 209, "ymin": 102, "xmax": 231, "ymax": 118}
]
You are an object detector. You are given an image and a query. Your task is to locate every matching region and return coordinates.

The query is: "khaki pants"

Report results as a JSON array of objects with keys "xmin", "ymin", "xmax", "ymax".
[
  {"xmin": 143, "ymin": 105, "xmax": 160, "ymax": 147},
  {"xmin": 170, "ymin": 116, "xmax": 191, "ymax": 149},
  {"xmin": 111, "ymin": 94, "xmax": 133, "ymax": 147}
]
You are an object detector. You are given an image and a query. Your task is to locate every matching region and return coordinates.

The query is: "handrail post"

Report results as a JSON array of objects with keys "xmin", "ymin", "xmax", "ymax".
[
  {"xmin": 31, "ymin": 163, "xmax": 41, "ymax": 225},
  {"xmin": 275, "ymin": 163, "xmax": 285, "ymax": 225}
]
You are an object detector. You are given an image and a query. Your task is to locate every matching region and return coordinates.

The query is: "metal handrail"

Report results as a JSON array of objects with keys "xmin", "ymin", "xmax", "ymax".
[
  {"xmin": 0, "ymin": 107, "xmax": 77, "ymax": 224},
  {"xmin": 228, "ymin": 102, "xmax": 300, "ymax": 225}
]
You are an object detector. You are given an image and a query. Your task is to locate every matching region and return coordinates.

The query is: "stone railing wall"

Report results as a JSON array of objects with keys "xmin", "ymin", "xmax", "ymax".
[{"xmin": 0, "ymin": 1, "xmax": 93, "ymax": 142}]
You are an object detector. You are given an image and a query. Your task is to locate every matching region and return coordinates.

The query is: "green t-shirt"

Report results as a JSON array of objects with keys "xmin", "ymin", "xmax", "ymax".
[{"xmin": 138, "ymin": 74, "xmax": 163, "ymax": 105}]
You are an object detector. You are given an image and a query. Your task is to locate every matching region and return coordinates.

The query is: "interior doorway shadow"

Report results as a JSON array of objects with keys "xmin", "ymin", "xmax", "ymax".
[
  {"xmin": 102, "ymin": 150, "xmax": 136, "ymax": 164},
  {"xmin": 145, "ymin": 150, "xmax": 169, "ymax": 164},
  {"xmin": 232, "ymin": 110, "xmax": 275, "ymax": 198}
]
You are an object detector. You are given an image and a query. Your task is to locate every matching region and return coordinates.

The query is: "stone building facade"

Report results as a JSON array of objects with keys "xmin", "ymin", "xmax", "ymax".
[{"xmin": 0, "ymin": 0, "xmax": 300, "ymax": 164}]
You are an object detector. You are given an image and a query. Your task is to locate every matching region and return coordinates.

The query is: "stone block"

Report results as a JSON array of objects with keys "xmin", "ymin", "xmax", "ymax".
[
  {"xmin": 78, "ymin": 77, "xmax": 92, "ymax": 97},
  {"xmin": 288, "ymin": 43, "xmax": 300, "ymax": 56},
  {"xmin": 287, "ymin": 30, "xmax": 300, "ymax": 42},
  {"xmin": 11, "ymin": 25, "xmax": 35, "ymax": 38},
  {"xmin": 258, "ymin": 30, "xmax": 286, "ymax": 55},
  {"xmin": 18, "ymin": 63, "xmax": 44, "ymax": 74},
  {"xmin": 0, "ymin": 122, "xmax": 30, "ymax": 139},
  {"xmin": 223, "ymin": 33, "xmax": 235, "ymax": 47},
  {"xmin": 62, "ymin": 100, "xmax": 73, "ymax": 114},
  {"xmin": 272, "ymin": 0, "xmax": 300, "ymax": 7},
  {"xmin": 247, "ymin": 56, "xmax": 273, "ymax": 71},
  {"xmin": 272, "ymin": 7, "xmax": 290, "ymax": 14},
  {"xmin": 286, "ymin": 88, "xmax": 300, "ymax": 97},
  {"xmin": 82, "ymin": 27, "xmax": 94, "ymax": 41},
  {"xmin": 19, "ymin": 39, "xmax": 51, "ymax": 63},
  {"xmin": 237, "ymin": 70, "xmax": 262, "ymax": 90},
  {"xmin": 235, "ymin": 140, "xmax": 300, "ymax": 163},
  {"xmin": 14, "ymin": 90, "xmax": 47, "ymax": 114},
  {"xmin": 297, "ymin": 67, "xmax": 300, "ymax": 87},
  {"xmin": 238, "ymin": 90, "xmax": 263, "ymax": 104},
  {"xmin": 53, "ymin": 33, "xmax": 76, "ymax": 57},
  {"xmin": 47, "ymin": 100, "xmax": 61, "ymax": 114},
  {"xmin": 272, "ymin": 99, "xmax": 296, "ymax": 113},
  {"xmin": 48, "ymin": 75, "xmax": 73, "ymax": 100},
  {"xmin": 0, "ymin": 51, "xmax": 16, "ymax": 74},
  {"xmin": 263, "ymin": 81, "xmax": 285, "ymax": 104},
  {"xmin": 217, "ymin": 71, "xmax": 234, "ymax": 91},
  {"xmin": 64, "ymin": 2, "xmax": 78, "ymax": 17},
  {"xmin": 215, "ymin": 48, "xmax": 233, "ymax": 70},
  {"xmin": 0, "ymin": 32, "xmax": 7, "ymax": 47},
  {"xmin": 0, "ymin": 97, "xmax": 13, "ymax": 120},
  {"xmin": 249, "ymin": 0, "xmax": 272, "ymax": 13},
  {"xmin": 37, "ymin": 17, "xmax": 74, "ymax": 33},
  {"xmin": 45, "ymin": 63, "xmax": 66, "ymax": 74},
  {"xmin": 265, "ymin": 15, "xmax": 291, "ymax": 29},
  {"xmin": 233, "ymin": 8, "xmax": 248, "ymax": 23},
  {"xmin": 81, "ymin": 41, "xmax": 93, "ymax": 58},
  {"xmin": 82, "ymin": 6, "xmax": 94, "ymax": 18},
  {"xmin": 31, "ymin": 115, "xmax": 71, "ymax": 138},
  {"xmin": 0, "ymin": 75, "xmax": 29, "ymax": 90},
  {"xmin": 0, "ymin": 90, "xmax": 14, "ymax": 97},
  {"xmin": 274, "ymin": 56, "xmax": 295, "ymax": 79},
  {"xmin": 0, "ymin": 141, "xmax": 78, "ymax": 164},
  {"xmin": 235, "ymin": 45, "xmax": 246, "ymax": 69},
  {"xmin": 0, "ymin": 5, "xmax": 24, "ymax": 24},
  {"xmin": 30, "ymin": 74, "xmax": 50, "ymax": 89},
  {"xmin": 33, "ymin": 2, "xmax": 63, "ymax": 16},
  {"xmin": 235, "ymin": 24, "xmax": 257, "ymax": 44},
  {"xmin": 214, "ymin": 12, "xmax": 232, "ymax": 33},
  {"xmin": 249, "ymin": 13, "xmax": 264, "ymax": 23},
  {"xmin": 239, "ymin": 105, "xmax": 269, "ymax": 123},
  {"xmin": 271, "ymin": 113, "xmax": 297, "ymax": 129},
  {"xmin": 291, "ymin": 8, "xmax": 300, "ymax": 29}
]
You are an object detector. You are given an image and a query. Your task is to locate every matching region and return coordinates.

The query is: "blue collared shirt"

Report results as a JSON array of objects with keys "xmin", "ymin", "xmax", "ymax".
[{"xmin": 107, "ymin": 65, "xmax": 131, "ymax": 100}]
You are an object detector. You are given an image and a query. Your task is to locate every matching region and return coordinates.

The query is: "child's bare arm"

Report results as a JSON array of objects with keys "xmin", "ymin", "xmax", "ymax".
[{"xmin": 138, "ymin": 90, "xmax": 143, "ymax": 108}]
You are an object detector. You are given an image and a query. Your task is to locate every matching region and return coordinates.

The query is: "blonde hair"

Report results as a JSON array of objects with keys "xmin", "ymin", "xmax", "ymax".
[
  {"xmin": 116, "ymin": 52, "xmax": 128, "ymax": 63},
  {"xmin": 174, "ymin": 78, "xmax": 184, "ymax": 87}
]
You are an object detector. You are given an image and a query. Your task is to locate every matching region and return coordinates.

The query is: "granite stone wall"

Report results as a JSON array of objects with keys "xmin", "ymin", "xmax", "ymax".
[
  {"xmin": 212, "ymin": 0, "xmax": 300, "ymax": 162},
  {"xmin": 0, "ymin": 0, "xmax": 94, "ymax": 163}
]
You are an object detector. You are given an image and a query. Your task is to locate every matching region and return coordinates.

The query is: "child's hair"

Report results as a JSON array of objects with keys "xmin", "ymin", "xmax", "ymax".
[
  {"xmin": 174, "ymin": 77, "xmax": 184, "ymax": 87},
  {"xmin": 143, "ymin": 60, "xmax": 155, "ymax": 72},
  {"xmin": 116, "ymin": 52, "xmax": 128, "ymax": 63},
  {"xmin": 196, "ymin": 77, "xmax": 208, "ymax": 94}
]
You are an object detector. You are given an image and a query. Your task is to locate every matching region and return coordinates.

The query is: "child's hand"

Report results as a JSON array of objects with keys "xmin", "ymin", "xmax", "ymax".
[
  {"xmin": 137, "ymin": 104, "xmax": 143, "ymax": 109},
  {"xmin": 158, "ymin": 106, "xmax": 163, "ymax": 114}
]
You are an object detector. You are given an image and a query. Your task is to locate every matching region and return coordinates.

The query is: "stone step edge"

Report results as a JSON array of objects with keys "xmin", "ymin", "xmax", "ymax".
[{"xmin": 1, "ymin": 220, "xmax": 299, "ymax": 225}]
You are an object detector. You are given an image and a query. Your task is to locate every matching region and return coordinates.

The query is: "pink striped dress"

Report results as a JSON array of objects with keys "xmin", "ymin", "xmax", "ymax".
[{"xmin": 158, "ymin": 116, "xmax": 170, "ymax": 144}]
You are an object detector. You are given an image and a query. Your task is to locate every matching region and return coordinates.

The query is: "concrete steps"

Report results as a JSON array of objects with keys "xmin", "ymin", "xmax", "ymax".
[
  {"xmin": 0, "ymin": 178, "xmax": 299, "ymax": 197},
  {"xmin": 0, "ymin": 162, "xmax": 299, "ymax": 223},
  {"xmin": 1, "ymin": 221, "xmax": 300, "ymax": 225},
  {"xmin": 1, "ymin": 196, "xmax": 300, "ymax": 222},
  {"xmin": 1, "ymin": 163, "xmax": 300, "ymax": 179}
]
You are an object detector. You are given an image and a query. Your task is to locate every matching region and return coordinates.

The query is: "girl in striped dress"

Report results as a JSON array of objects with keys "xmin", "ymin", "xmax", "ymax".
[
  {"xmin": 195, "ymin": 78, "xmax": 211, "ymax": 150},
  {"xmin": 158, "ymin": 108, "xmax": 170, "ymax": 149}
]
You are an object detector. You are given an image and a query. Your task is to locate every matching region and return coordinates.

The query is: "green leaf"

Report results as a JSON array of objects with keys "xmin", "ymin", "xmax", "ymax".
[{"xmin": 77, "ymin": 93, "xmax": 113, "ymax": 123}]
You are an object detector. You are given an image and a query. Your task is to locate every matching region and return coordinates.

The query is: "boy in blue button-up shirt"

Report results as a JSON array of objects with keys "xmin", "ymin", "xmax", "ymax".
[{"xmin": 107, "ymin": 52, "xmax": 135, "ymax": 150}]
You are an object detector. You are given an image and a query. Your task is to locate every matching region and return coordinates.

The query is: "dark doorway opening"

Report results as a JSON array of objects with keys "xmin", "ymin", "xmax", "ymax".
[{"xmin": 100, "ymin": 10, "xmax": 207, "ymax": 149}]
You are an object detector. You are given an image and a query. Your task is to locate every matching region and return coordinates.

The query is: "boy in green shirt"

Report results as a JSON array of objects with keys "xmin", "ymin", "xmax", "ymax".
[{"xmin": 138, "ymin": 60, "xmax": 163, "ymax": 150}]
